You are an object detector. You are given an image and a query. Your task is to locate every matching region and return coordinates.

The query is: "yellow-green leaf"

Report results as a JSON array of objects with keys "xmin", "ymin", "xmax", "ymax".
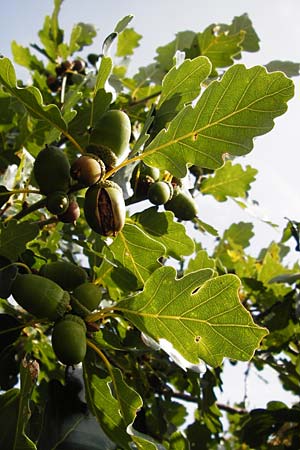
[{"xmin": 118, "ymin": 266, "xmax": 268, "ymax": 367}]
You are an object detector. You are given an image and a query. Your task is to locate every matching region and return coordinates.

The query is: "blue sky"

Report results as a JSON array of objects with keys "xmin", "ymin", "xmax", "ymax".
[{"xmin": 1, "ymin": 0, "xmax": 300, "ymax": 410}]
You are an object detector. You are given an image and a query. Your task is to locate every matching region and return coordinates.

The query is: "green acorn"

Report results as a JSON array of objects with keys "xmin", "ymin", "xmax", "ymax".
[
  {"xmin": 33, "ymin": 146, "xmax": 71, "ymax": 195},
  {"xmin": 39, "ymin": 261, "xmax": 88, "ymax": 291},
  {"xmin": 51, "ymin": 314, "xmax": 87, "ymax": 365},
  {"xmin": 11, "ymin": 273, "xmax": 70, "ymax": 320},
  {"xmin": 46, "ymin": 191, "xmax": 70, "ymax": 215},
  {"xmin": 148, "ymin": 181, "xmax": 173, "ymax": 205},
  {"xmin": 84, "ymin": 181, "xmax": 126, "ymax": 236},
  {"xmin": 90, "ymin": 110, "xmax": 131, "ymax": 161},
  {"xmin": 164, "ymin": 190, "xmax": 198, "ymax": 220},
  {"xmin": 130, "ymin": 162, "xmax": 160, "ymax": 200},
  {"xmin": 72, "ymin": 282, "xmax": 102, "ymax": 312}
]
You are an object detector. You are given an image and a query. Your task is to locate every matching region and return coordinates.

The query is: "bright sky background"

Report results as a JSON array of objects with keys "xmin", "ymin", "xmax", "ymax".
[{"xmin": 1, "ymin": 0, "xmax": 300, "ymax": 413}]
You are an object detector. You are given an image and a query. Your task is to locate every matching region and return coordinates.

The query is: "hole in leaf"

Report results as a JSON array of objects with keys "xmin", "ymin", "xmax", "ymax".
[
  {"xmin": 194, "ymin": 336, "xmax": 201, "ymax": 343},
  {"xmin": 192, "ymin": 287, "xmax": 200, "ymax": 295},
  {"xmin": 192, "ymin": 133, "xmax": 198, "ymax": 141}
]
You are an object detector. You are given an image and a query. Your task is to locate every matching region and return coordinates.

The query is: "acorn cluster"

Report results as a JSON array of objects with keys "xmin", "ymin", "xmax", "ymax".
[
  {"xmin": 10, "ymin": 261, "xmax": 102, "ymax": 366},
  {"xmin": 47, "ymin": 59, "xmax": 86, "ymax": 92},
  {"xmin": 130, "ymin": 162, "xmax": 198, "ymax": 221},
  {"xmin": 33, "ymin": 109, "xmax": 131, "ymax": 234}
]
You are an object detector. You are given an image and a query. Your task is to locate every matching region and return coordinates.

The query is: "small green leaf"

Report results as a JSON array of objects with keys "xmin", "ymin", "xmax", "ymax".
[
  {"xmin": 142, "ymin": 64, "xmax": 294, "ymax": 177},
  {"xmin": 116, "ymin": 28, "xmax": 142, "ymax": 57},
  {"xmin": 187, "ymin": 249, "xmax": 216, "ymax": 273},
  {"xmin": 114, "ymin": 15, "xmax": 134, "ymax": 33},
  {"xmin": 131, "ymin": 207, "xmax": 195, "ymax": 260},
  {"xmin": 110, "ymin": 223, "xmax": 166, "ymax": 286},
  {"xmin": 198, "ymin": 25, "xmax": 245, "ymax": 69},
  {"xmin": 265, "ymin": 60, "xmax": 300, "ymax": 78},
  {"xmin": 200, "ymin": 161, "xmax": 258, "ymax": 201},
  {"xmin": 223, "ymin": 222, "xmax": 254, "ymax": 248},
  {"xmin": 11, "ymin": 42, "xmax": 44, "ymax": 72},
  {"xmin": 229, "ymin": 13, "xmax": 260, "ymax": 53},
  {"xmin": 94, "ymin": 56, "xmax": 113, "ymax": 93},
  {"xmin": 69, "ymin": 22, "xmax": 97, "ymax": 54},
  {"xmin": 118, "ymin": 266, "xmax": 268, "ymax": 367},
  {"xmin": 0, "ymin": 58, "xmax": 67, "ymax": 133},
  {"xmin": 0, "ymin": 220, "xmax": 39, "ymax": 261}
]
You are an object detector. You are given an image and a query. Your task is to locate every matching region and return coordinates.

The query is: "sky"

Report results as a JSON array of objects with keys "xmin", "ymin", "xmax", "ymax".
[{"xmin": 1, "ymin": 0, "xmax": 300, "ymax": 411}]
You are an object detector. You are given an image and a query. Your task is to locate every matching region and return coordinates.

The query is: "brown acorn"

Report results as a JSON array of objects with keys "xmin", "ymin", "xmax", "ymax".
[{"xmin": 84, "ymin": 181, "xmax": 125, "ymax": 236}]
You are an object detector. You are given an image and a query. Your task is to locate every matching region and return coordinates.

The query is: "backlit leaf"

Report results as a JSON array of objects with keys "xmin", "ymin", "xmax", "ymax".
[
  {"xmin": 151, "ymin": 56, "xmax": 212, "ymax": 136},
  {"xmin": 118, "ymin": 267, "xmax": 268, "ymax": 367},
  {"xmin": 197, "ymin": 25, "xmax": 245, "ymax": 69},
  {"xmin": 142, "ymin": 64, "xmax": 294, "ymax": 177},
  {"xmin": 110, "ymin": 223, "xmax": 166, "ymax": 286},
  {"xmin": 200, "ymin": 161, "xmax": 258, "ymax": 201},
  {"xmin": 131, "ymin": 207, "xmax": 195, "ymax": 260},
  {"xmin": 116, "ymin": 28, "xmax": 142, "ymax": 57}
]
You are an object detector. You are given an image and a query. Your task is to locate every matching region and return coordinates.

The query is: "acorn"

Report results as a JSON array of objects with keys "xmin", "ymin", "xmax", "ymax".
[
  {"xmin": 51, "ymin": 314, "xmax": 87, "ymax": 365},
  {"xmin": 130, "ymin": 162, "xmax": 160, "ymax": 200},
  {"xmin": 85, "ymin": 144, "xmax": 118, "ymax": 172},
  {"xmin": 72, "ymin": 282, "xmax": 102, "ymax": 312},
  {"xmin": 33, "ymin": 146, "xmax": 71, "ymax": 195},
  {"xmin": 70, "ymin": 154, "xmax": 105, "ymax": 187},
  {"xmin": 164, "ymin": 190, "xmax": 198, "ymax": 220},
  {"xmin": 84, "ymin": 181, "xmax": 125, "ymax": 236},
  {"xmin": 90, "ymin": 110, "xmax": 131, "ymax": 161},
  {"xmin": 46, "ymin": 191, "xmax": 70, "ymax": 215},
  {"xmin": 72, "ymin": 59, "xmax": 86, "ymax": 74},
  {"xmin": 58, "ymin": 197, "xmax": 80, "ymax": 224},
  {"xmin": 39, "ymin": 261, "xmax": 88, "ymax": 291},
  {"xmin": 11, "ymin": 273, "xmax": 70, "ymax": 320},
  {"xmin": 148, "ymin": 181, "xmax": 173, "ymax": 205}
]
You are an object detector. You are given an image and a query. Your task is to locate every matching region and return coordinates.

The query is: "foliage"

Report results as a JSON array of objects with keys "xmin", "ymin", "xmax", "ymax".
[{"xmin": 0, "ymin": 1, "xmax": 299, "ymax": 448}]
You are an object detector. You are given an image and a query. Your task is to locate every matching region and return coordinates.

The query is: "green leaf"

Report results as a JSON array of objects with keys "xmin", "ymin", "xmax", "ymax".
[
  {"xmin": 265, "ymin": 60, "xmax": 300, "ymax": 78},
  {"xmin": 110, "ymin": 223, "xmax": 166, "ymax": 286},
  {"xmin": 223, "ymin": 222, "xmax": 254, "ymax": 248},
  {"xmin": 118, "ymin": 266, "xmax": 268, "ymax": 367},
  {"xmin": 131, "ymin": 207, "xmax": 195, "ymax": 260},
  {"xmin": 69, "ymin": 22, "xmax": 97, "ymax": 54},
  {"xmin": 11, "ymin": 42, "xmax": 45, "ymax": 72},
  {"xmin": 142, "ymin": 64, "xmax": 294, "ymax": 177},
  {"xmin": 0, "ymin": 58, "xmax": 67, "ymax": 133},
  {"xmin": 229, "ymin": 13, "xmax": 260, "ymax": 53},
  {"xmin": 114, "ymin": 15, "xmax": 134, "ymax": 33},
  {"xmin": 0, "ymin": 220, "xmax": 39, "ymax": 261},
  {"xmin": 116, "ymin": 28, "xmax": 142, "ymax": 57},
  {"xmin": 38, "ymin": 0, "xmax": 64, "ymax": 61},
  {"xmin": 155, "ymin": 31, "xmax": 197, "ymax": 72},
  {"xmin": 84, "ymin": 359, "xmax": 146, "ymax": 449},
  {"xmin": 13, "ymin": 358, "xmax": 37, "ymax": 450},
  {"xmin": 187, "ymin": 249, "xmax": 216, "ymax": 273},
  {"xmin": 200, "ymin": 161, "xmax": 258, "ymax": 201},
  {"xmin": 198, "ymin": 25, "xmax": 245, "ymax": 69},
  {"xmin": 151, "ymin": 56, "xmax": 212, "ymax": 136},
  {"xmin": 93, "ymin": 56, "xmax": 113, "ymax": 96}
]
